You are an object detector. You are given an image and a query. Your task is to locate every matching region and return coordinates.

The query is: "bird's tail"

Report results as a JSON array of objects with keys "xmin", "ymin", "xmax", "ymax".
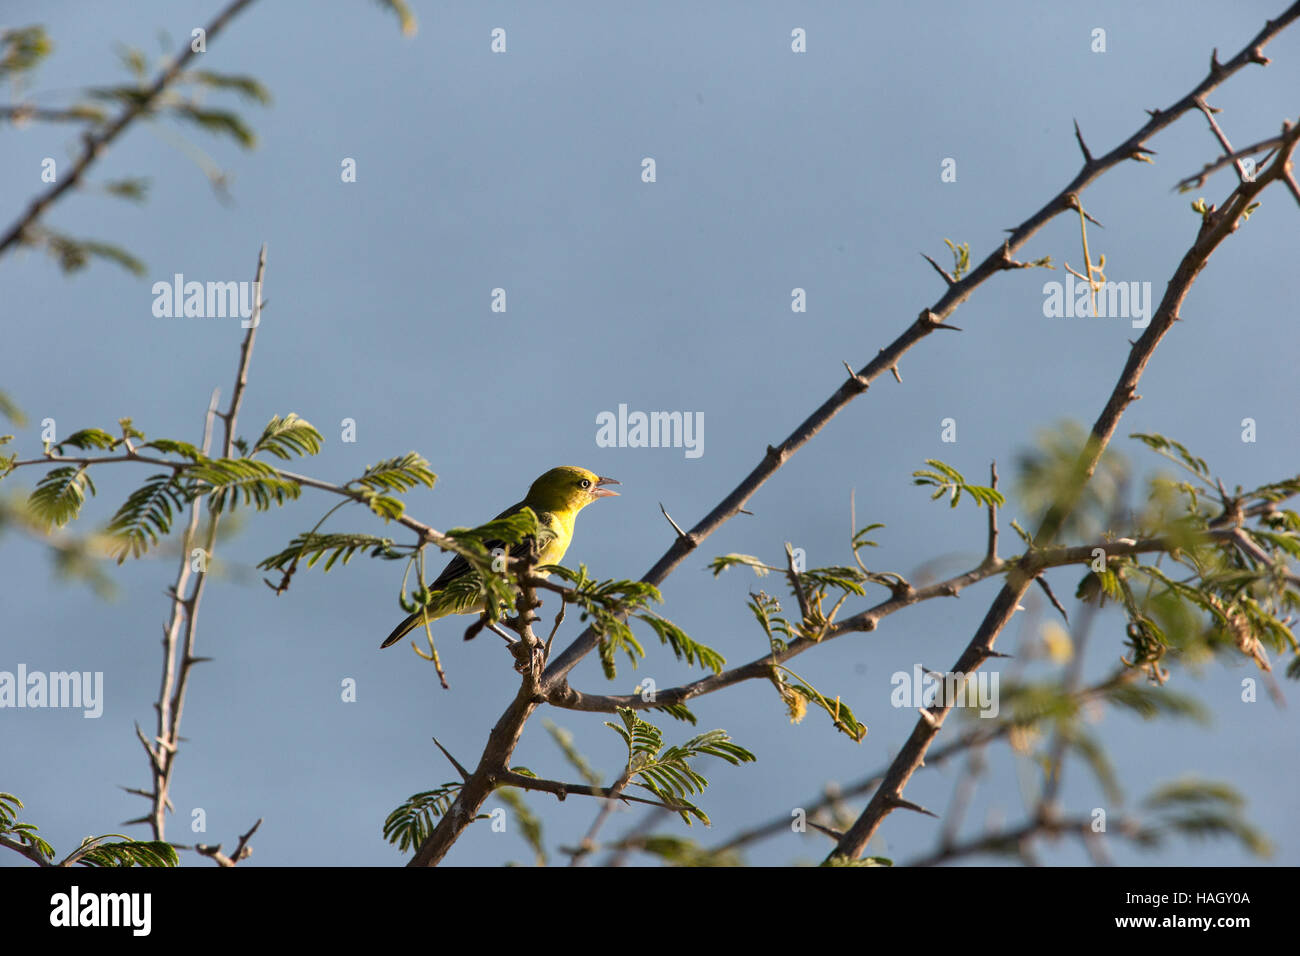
[{"xmin": 380, "ymin": 610, "xmax": 427, "ymax": 649}]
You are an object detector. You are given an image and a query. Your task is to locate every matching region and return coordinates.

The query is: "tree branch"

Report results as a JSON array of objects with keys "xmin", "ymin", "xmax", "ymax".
[
  {"xmin": 545, "ymin": 527, "xmax": 1254, "ymax": 715},
  {"xmin": 0, "ymin": 0, "xmax": 261, "ymax": 258},
  {"xmin": 826, "ymin": 124, "xmax": 1300, "ymax": 863},
  {"xmin": 131, "ymin": 245, "xmax": 265, "ymax": 842},
  {"xmin": 538, "ymin": 0, "xmax": 1300, "ymax": 699}
]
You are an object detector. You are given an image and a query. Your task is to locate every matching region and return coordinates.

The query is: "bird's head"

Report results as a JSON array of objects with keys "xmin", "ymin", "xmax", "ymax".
[{"xmin": 527, "ymin": 466, "xmax": 620, "ymax": 513}]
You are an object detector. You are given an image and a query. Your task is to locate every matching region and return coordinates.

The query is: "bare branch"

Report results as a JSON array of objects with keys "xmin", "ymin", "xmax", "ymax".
[
  {"xmin": 1194, "ymin": 95, "xmax": 1250, "ymax": 182},
  {"xmin": 567, "ymin": 769, "xmax": 633, "ymax": 866},
  {"xmin": 195, "ymin": 817, "xmax": 263, "ymax": 867},
  {"xmin": 494, "ymin": 771, "xmax": 692, "ymax": 815}
]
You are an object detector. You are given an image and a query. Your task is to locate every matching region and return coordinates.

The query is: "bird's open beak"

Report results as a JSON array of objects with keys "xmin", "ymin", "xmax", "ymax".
[{"xmin": 592, "ymin": 476, "xmax": 621, "ymax": 498}]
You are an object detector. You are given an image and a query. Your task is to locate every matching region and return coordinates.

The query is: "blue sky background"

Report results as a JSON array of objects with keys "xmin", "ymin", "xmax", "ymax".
[{"xmin": 2, "ymin": 0, "xmax": 1298, "ymax": 866}]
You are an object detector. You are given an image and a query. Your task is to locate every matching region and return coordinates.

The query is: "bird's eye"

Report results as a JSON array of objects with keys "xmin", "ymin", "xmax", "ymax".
[{"xmin": 580, "ymin": 479, "xmax": 591, "ymax": 489}]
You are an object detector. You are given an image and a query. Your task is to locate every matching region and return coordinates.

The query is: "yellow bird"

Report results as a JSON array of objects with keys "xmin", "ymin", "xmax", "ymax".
[{"xmin": 380, "ymin": 466, "xmax": 619, "ymax": 648}]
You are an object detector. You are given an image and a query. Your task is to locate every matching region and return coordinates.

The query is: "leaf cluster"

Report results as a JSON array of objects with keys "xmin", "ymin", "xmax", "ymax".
[{"xmin": 605, "ymin": 708, "xmax": 755, "ymax": 825}]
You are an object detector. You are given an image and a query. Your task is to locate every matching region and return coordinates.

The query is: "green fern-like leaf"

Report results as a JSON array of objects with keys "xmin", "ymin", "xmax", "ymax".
[
  {"xmin": 1131, "ymin": 433, "xmax": 1211, "ymax": 480},
  {"xmin": 142, "ymin": 438, "xmax": 203, "ymax": 460},
  {"xmin": 250, "ymin": 413, "xmax": 322, "ymax": 460},
  {"xmin": 606, "ymin": 708, "xmax": 663, "ymax": 763},
  {"xmin": 1060, "ymin": 725, "xmax": 1120, "ymax": 803},
  {"xmin": 543, "ymin": 721, "xmax": 604, "ymax": 788},
  {"xmin": 1141, "ymin": 778, "xmax": 1269, "ymax": 856},
  {"xmin": 102, "ymin": 177, "xmax": 150, "ymax": 202},
  {"xmin": 494, "ymin": 788, "xmax": 546, "ymax": 866},
  {"xmin": 1102, "ymin": 683, "xmax": 1210, "ymax": 724},
  {"xmin": 708, "ymin": 553, "xmax": 775, "ymax": 577},
  {"xmin": 605, "ymin": 709, "xmax": 754, "ymax": 825},
  {"xmin": 1144, "ymin": 779, "xmax": 1244, "ymax": 811},
  {"xmin": 365, "ymin": 494, "xmax": 406, "ymax": 521},
  {"xmin": 75, "ymin": 839, "xmax": 179, "ymax": 867},
  {"xmin": 170, "ymin": 104, "xmax": 256, "ymax": 147},
  {"xmin": 943, "ymin": 238, "xmax": 971, "ymax": 280},
  {"xmin": 622, "ymin": 834, "xmax": 742, "ymax": 867},
  {"xmin": 41, "ymin": 232, "xmax": 146, "ymax": 275},
  {"xmin": 383, "ymin": 784, "xmax": 463, "ymax": 852},
  {"xmin": 183, "ymin": 70, "xmax": 272, "ymax": 104},
  {"xmin": 798, "ymin": 565, "xmax": 869, "ymax": 596},
  {"xmin": 28, "ymin": 466, "xmax": 95, "ymax": 528},
  {"xmin": 748, "ymin": 590, "xmax": 792, "ymax": 648},
  {"xmin": 653, "ymin": 702, "xmax": 698, "ymax": 724},
  {"xmin": 452, "ymin": 507, "xmax": 538, "ymax": 551},
  {"xmin": 54, "ymin": 428, "xmax": 117, "ymax": 452},
  {"xmin": 912, "ymin": 458, "xmax": 1005, "ymax": 510},
  {"xmin": 781, "ymin": 679, "xmax": 868, "ymax": 742},
  {"xmin": 635, "ymin": 611, "xmax": 725, "ymax": 673},
  {"xmin": 104, "ymin": 473, "xmax": 187, "ymax": 562},
  {"xmin": 259, "ymin": 532, "xmax": 402, "ymax": 574},
  {"xmin": 0, "ymin": 26, "xmax": 52, "ymax": 79},
  {"xmin": 0, "ymin": 390, "xmax": 26, "ymax": 427},
  {"xmin": 350, "ymin": 453, "xmax": 437, "ymax": 494},
  {"xmin": 0, "ymin": 792, "xmax": 21, "ymax": 826},
  {"xmin": 0, "ymin": 793, "xmax": 56, "ymax": 863},
  {"xmin": 189, "ymin": 457, "xmax": 299, "ymax": 513}
]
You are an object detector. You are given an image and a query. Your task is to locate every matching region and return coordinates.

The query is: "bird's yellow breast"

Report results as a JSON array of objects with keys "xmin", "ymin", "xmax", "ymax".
[{"xmin": 534, "ymin": 509, "xmax": 576, "ymax": 568}]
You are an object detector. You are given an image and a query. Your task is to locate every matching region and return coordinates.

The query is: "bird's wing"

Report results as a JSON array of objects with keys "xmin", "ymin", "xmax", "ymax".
[
  {"xmin": 380, "ymin": 507, "xmax": 559, "ymax": 648},
  {"xmin": 424, "ymin": 503, "xmax": 557, "ymax": 592}
]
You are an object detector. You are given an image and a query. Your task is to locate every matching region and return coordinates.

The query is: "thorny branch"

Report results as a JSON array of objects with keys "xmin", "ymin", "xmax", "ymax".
[
  {"xmin": 121, "ymin": 245, "xmax": 266, "ymax": 856},
  {"xmin": 825, "ymin": 119, "xmax": 1300, "ymax": 863},
  {"xmin": 406, "ymin": 5, "xmax": 1300, "ymax": 862}
]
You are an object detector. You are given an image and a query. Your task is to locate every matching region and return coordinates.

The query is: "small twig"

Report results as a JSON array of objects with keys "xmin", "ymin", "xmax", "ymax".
[
  {"xmin": 195, "ymin": 817, "xmax": 263, "ymax": 867},
  {"xmin": 984, "ymin": 461, "xmax": 999, "ymax": 566},
  {"xmin": 568, "ymin": 770, "xmax": 633, "ymax": 866},
  {"xmin": 906, "ymin": 815, "xmax": 1142, "ymax": 867},
  {"xmin": 545, "ymin": 598, "xmax": 567, "ymax": 661},
  {"xmin": 494, "ymin": 771, "xmax": 694, "ymax": 814},
  {"xmin": 785, "ymin": 544, "xmax": 812, "ymax": 623},
  {"xmin": 1194, "ymin": 96, "xmax": 1250, "ymax": 182},
  {"xmin": 1175, "ymin": 127, "xmax": 1293, "ymax": 190}
]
